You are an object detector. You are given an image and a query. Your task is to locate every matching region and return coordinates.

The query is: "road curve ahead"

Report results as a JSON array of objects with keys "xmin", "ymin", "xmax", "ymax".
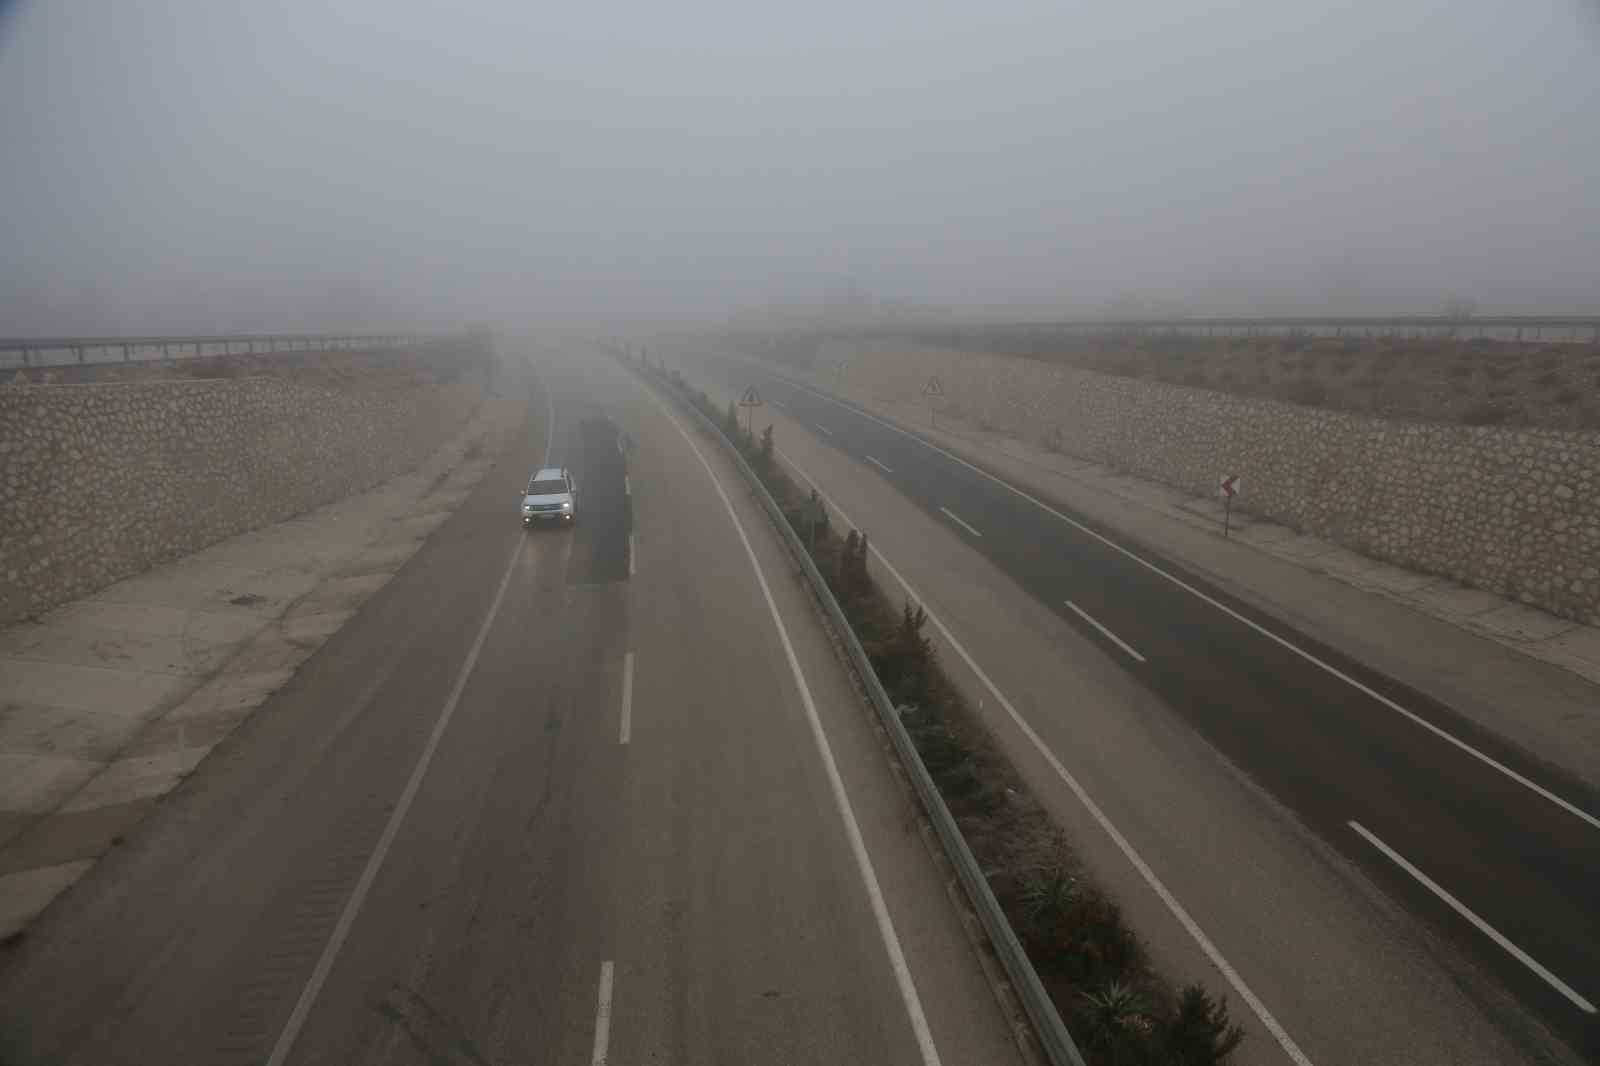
[
  {"xmin": 0, "ymin": 349, "xmax": 1021, "ymax": 1066},
  {"xmin": 716, "ymin": 357, "xmax": 1600, "ymax": 1062}
]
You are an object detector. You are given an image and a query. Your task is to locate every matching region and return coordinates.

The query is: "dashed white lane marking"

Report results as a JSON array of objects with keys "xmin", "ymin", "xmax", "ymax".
[
  {"xmin": 938, "ymin": 506, "xmax": 982, "ymax": 539},
  {"xmin": 865, "ymin": 455, "xmax": 894, "ymax": 474},
  {"xmin": 544, "ymin": 384, "xmax": 557, "ymax": 462},
  {"xmin": 266, "ymin": 541, "xmax": 524, "ymax": 1066},
  {"xmin": 591, "ymin": 960, "xmax": 615, "ymax": 1065},
  {"xmin": 773, "ymin": 377, "xmax": 1600, "ymax": 834},
  {"xmin": 814, "ymin": 423, "xmax": 833, "ymax": 436},
  {"xmin": 1063, "ymin": 600, "xmax": 1147, "ymax": 663},
  {"xmin": 624, "ymin": 475, "xmax": 631, "ymax": 496},
  {"xmin": 628, "ymin": 533, "xmax": 636, "ymax": 577},
  {"xmin": 1349, "ymin": 820, "xmax": 1595, "ymax": 1014},
  {"xmin": 777, "ymin": 447, "xmax": 1314, "ymax": 1066},
  {"xmin": 648, "ymin": 395, "xmax": 943, "ymax": 1066},
  {"xmin": 619, "ymin": 651, "xmax": 634, "ymax": 745}
]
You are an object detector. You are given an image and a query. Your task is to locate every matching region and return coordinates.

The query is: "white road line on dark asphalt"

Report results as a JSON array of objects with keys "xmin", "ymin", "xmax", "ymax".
[
  {"xmin": 592, "ymin": 961, "xmax": 615, "ymax": 1065},
  {"xmin": 772, "ymin": 400, "xmax": 786, "ymax": 410},
  {"xmin": 268, "ymin": 383, "xmax": 561, "ymax": 1066},
  {"xmin": 777, "ymin": 448, "xmax": 1315, "ymax": 1066},
  {"xmin": 628, "ymin": 533, "xmax": 636, "ymax": 577},
  {"xmin": 773, "ymin": 376, "xmax": 1600, "ymax": 834},
  {"xmin": 544, "ymin": 379, "xmax": 557, "ymax": 464},
  {"xmin": 938, "ymin": 506, "xmax": 982, "ymax": 539},
  {"xmin": 624, "ymin": 475, "xmax": 631, "ymax": 496},
  {"xmin": 1348, "ymin": 821, "xmax": 1596, "ymax": 1014},
  {"xmin": 267, "ymin": 540, "xmax": 524, "ymax": 1066},
  {"xmin": 648, "ymin": 396, "xmax": 943, "ymax": 1066},
  {"xmin": 1063, "ymin": 600, "xmax": 1147, "ymax": 663},
  {"xmin": 865, "ymin": 455, "xmax": 894, "ymax": 474},
  {"xmin": 619, "ymin": 651, "xmax": 634, "ymax": 745},
  {"xmin": 814, "ymin": 423, "xmax": 833, "ymax": 436}
]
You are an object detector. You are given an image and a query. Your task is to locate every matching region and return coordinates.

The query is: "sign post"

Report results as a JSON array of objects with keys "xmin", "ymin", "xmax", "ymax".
[
  {"xmin": 738, "ymin": 385, "xmax": 764, "ymax": 436},
  {"xmin": 1219, "ymin": 474, "xmax": 1242, "ymax": 537},
  {"xmin": 922, "ymin": 376, "xmax": 945, "ymax": 428}
]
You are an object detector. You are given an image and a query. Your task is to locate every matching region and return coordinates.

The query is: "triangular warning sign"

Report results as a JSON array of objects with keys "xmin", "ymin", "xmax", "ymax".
[
  {"xmin": 739, "ymin": 386, "xmax": 763, "ymax": 406},
  {"xmin": 924, "ymin": 376, "xmax": 945, "ymax": 396}
]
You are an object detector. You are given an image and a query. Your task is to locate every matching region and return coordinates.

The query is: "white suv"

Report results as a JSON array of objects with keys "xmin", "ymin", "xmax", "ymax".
[{"xmin": 521, "ymin": 467, "xmax": 577, "ymax": 526}]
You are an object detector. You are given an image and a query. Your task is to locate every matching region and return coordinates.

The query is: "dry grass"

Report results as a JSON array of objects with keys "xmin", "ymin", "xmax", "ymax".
[{"xmin": 980, "ymin": 334, "xmax": 1600, "ymax": 431}]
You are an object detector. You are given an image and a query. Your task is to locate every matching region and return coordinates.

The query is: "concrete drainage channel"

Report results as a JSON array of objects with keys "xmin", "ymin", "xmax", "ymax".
[{"xmin": 622, "ymin": 355, "xmax": 1089, "ymax": 1066}]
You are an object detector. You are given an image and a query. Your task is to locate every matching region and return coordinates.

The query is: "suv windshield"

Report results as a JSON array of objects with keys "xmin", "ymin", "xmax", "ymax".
[{"xmin": 527, "ymin": 479, "xmax": 567, "ymax": 496}]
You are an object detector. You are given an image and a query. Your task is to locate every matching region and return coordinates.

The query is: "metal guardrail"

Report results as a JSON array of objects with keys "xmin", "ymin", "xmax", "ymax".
[
  {"xmin": 0, "ymin": 333, "xmax": 436, "ymax": 369},
  {"xmin": 631, "ymin": 356, "xmax": 1089, "ymax": 1066}
]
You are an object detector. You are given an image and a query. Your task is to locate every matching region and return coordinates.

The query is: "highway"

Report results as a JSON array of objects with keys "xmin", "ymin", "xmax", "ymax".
[
  {"xmin": 706, "ymin": 356, "xmax": 1600, "ymax": 1064},
  {"xmin": 0, "ymin": 350, "xmax": 1022, "ymax": 1066}
]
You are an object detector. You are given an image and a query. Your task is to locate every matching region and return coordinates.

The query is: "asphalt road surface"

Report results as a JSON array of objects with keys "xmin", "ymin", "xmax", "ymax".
[
  {"xmin": 0, "ymin": 350, "xmax": 1021, "ymax": 1066},
  {"xmin": 718, "ymin": 358, "xmax": 1600, "ymax": 1062}
]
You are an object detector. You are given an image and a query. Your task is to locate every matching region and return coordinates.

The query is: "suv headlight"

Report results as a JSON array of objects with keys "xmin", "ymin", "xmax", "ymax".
[{"xmin": 561, "ymin": 501, "xmax": 572, "ymax": 510}]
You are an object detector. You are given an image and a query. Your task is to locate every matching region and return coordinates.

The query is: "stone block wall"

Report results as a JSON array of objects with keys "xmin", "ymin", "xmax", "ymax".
[
  {"xmin": 822, "ymin": 342, "xmax": 1600, "ymax": 626},
  {"xmin": 0, "ymin": 374, "xmax": 484, "ymax": 624}
]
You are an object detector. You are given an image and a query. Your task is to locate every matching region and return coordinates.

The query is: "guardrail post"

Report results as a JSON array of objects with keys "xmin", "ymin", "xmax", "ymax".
[
  {"xmin": 122, "ymin": 343, "xmax": 131, "ymax": 362},
  {"xmin": 75, "ymin": 345, "xmax": 85, "ymax": 364}
]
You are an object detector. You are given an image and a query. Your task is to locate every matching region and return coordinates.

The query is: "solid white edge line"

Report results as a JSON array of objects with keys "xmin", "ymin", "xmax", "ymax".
[
  {"xmin": 1348, "ymin": 821, "xmax": 1596, "ymax": 1014},
  {"xmin": 648, "ymin": 394, "xmax": 943, "ymax": 1066},
  {"xmin": 1063, "ymin": 600, "xmax": 1147, "ymax": 663},
  {"xmin": 938, "ymin": 506, "xmax": 983, "ymax": 539},
  {"xmin": 865, "ymin": 455, "xmax": 895, "ymax": 474},
  {"xmin": 592, "ymin": 960, "xmax": 615, "ymax": 1065},
  {"xmin": 777, "ymin": 447, "xmax": 1315, "ymax": 1066},
  {"xmin": 620, "ymin": 651, "xmax": 634, "ymax": 744},
  {"xmin": 266, "ymin": 541, "xmax": 524, "ymax": 1066},
  {"xmin": 774, "ymin": 377, "xmax": 1600, "ymax": 834}
]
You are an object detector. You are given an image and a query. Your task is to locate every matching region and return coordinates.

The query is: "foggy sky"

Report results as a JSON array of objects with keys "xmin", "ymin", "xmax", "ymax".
[{"xmin": 2, "ymin": 0, "xmax": 1597, "ymax": 334}]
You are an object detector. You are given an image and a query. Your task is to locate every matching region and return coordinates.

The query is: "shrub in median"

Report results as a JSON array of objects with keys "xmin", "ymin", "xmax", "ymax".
[{"xmin": 658, "ymin": 363, "xmax": 1245, "ymax": 1066}]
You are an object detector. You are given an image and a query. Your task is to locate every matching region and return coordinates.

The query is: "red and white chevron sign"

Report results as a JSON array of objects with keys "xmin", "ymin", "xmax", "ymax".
[{"xmin": 1220, "ymin": 474, "xmax": 1242, "ymax": 498}]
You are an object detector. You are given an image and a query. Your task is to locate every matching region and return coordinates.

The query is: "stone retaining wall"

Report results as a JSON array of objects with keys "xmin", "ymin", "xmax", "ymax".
[
  {"xmin": 0, "ymin": 373, "xmax": 484, "ymax": 624},
  {"xmin": 823, "ymin": 341, "xmax": 1600, "ymax": 626}
]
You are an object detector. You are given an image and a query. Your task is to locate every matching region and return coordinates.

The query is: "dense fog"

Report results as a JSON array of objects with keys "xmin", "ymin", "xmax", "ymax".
[{"xmin": 2, "ymin": 0, "xmax": 1596, "ymax": 334}]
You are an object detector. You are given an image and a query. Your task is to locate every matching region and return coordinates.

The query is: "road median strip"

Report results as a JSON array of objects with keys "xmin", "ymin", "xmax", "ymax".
[{"xmin": 620, "ymin": 353, "xmax": 1254, "ymax": 1066}]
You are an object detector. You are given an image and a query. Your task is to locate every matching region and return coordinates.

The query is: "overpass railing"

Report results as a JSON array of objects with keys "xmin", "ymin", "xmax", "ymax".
[{"xmin": 0, "ymin": 333, "xmax": 437, "ymax": 369}]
